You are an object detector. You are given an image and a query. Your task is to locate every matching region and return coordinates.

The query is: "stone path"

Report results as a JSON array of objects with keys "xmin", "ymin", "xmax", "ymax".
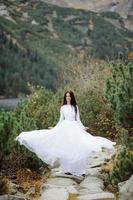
[{"xmin": 39, "ymin": 149, "xmax": 116, "ymax": 200}]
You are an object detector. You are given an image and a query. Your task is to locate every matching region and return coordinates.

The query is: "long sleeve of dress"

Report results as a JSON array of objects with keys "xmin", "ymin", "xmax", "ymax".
[
  {"xmin": 76, "ymin": 106, "xmax": 85, "ymax": 129},
  {"xmin": 55, "ymin": 106, "xmax": 65, "ymax": 127}
]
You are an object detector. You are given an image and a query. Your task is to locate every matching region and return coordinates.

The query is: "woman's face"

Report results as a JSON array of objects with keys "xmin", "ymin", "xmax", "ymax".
[{"xmin": 66, "ymin": 92, "xmax": 71, "ymax": 104}]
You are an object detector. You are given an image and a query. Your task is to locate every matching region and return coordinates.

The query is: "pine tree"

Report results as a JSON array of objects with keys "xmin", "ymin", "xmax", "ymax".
[
  {"xmin": 105, "ymin": 61, "xmax": 133, "ymax": 184},
  {"xmin": 105, "ymin": 61, "xmax": 133, "ymax": 130}
]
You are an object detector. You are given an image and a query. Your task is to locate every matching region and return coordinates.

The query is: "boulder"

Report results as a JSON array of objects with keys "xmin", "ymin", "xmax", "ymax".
[{"xmin": 118, "ymin": 175, "xmax": 133, "ymax": 200}]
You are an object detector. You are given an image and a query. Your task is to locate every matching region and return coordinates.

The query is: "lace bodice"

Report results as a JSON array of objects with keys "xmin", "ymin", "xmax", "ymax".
[{"xmin": 55, "ymin": 104, "xmax": 85, "ymax": 129}]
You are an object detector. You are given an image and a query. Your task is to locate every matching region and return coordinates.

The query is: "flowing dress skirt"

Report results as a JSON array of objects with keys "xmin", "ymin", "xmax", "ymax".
[{"xmin": 15, "ymin": 120, "xmax": 115, "ymax": 176}]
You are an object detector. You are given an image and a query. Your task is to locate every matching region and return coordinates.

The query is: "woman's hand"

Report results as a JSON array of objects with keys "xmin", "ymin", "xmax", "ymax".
[
  {"xmin": 84, "ymin": 127, "xmax": 90, "ymax": 131},
  {"xmin": 48, "ymin": 127, "xmax": 53, "ymax": 129}
]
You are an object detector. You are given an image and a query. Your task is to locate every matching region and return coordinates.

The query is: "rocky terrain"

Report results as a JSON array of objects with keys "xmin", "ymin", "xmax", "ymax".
[
  {"xmin": 40, "ymin": 149, "xmax": 117, "ymax": 200},
  {"xmin": 39, "ymin": 147, "xmax": 133, "ymax": 200},
  {"xmin": 41, "ymin": 0, "xmax": 133, "ymax": 31},
  {"xmin": 41, "ymin": 0, "xmax": 132, "ymax": 13}
]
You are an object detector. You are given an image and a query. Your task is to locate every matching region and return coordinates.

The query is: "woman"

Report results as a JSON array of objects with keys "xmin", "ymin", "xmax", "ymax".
[{"xmin": 15, "ymin": 90, "xmax": 115, "ymax": 177}]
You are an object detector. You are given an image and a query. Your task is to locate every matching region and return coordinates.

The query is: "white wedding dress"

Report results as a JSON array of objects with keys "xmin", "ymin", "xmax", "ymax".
[{"xmin": 15, "ymin": 104, "xmax": 115, "ymax": 176}]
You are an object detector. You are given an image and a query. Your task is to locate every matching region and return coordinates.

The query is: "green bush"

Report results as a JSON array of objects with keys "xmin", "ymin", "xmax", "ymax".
[
  {"xmin": 107, "ymin": 147, "xmax": 133, "ymax": 184},
  {"xmin": 101, "ymin": 11, "xmax": 120, "ymax": 19},
  {"xmin": 0, "ymin": 176, "xmax": 9, "ymax": 195},
  {"xmin": 105, "ymin": 61, "xmax": 133, "ymax": 147},
  {"xmin": 116, "ymin": 127, "xmax": 133, "ymax": 149},
  {"xmin": 105, "ymin": 60, "xmax": 133, "ymax": 186},
  {"xmin": 14, "ymin": 88, "xmax": 53, "ymax": 128},
  {"xmin": 14, "ymin": 87, "xmax": 64, "ymax": 129},
  {"xmin": 0, "ymin": 107, "xmax": 44, "ymax": 171},
  {"xmin": 0, "ymin": 110, "xmax": 19, "ymax": 165},
  {"xmin": 77, "ymin": 89, "xmax": 116, "ymax": 139}
]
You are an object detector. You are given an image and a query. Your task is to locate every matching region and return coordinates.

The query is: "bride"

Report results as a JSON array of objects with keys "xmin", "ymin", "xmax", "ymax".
[{"xmin": 15, "ymin": 90, "xmax": 115, "ymax": 177}]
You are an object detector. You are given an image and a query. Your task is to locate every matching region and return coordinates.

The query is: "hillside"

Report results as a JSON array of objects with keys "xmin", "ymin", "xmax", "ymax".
[
  {"xmin": 41, "ymin": 0, "xmax": 132, "ymax": 14},
  {"xmin": 0, "ymin": 0, "xmax": 133, "ymax": 97},
  {"xmin": 42, "ymin": 0, "xmax": 133, "ymax": 31}
]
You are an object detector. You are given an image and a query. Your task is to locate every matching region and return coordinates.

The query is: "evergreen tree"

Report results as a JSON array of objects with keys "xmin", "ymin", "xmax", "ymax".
[
  {"xmin": 105, "ymin": 61, "xmax": 133, "ymax": 185},
  {"xmin": 105, "ymin": 61, "xmax": 133, "ymax": 130}
]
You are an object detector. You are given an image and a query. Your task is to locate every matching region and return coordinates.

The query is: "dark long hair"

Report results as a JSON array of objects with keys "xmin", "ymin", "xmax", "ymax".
[{"xmin": 63, "ymin": 90, "xmax": 77, "ymax": 115}]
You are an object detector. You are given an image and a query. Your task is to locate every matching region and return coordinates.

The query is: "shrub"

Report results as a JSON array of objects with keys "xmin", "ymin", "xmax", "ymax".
[
  {"xmin": 0, "ymin": 176, "xmax": 9, "ymax": 195},
  {"xmin": 77, "ymin": 89, "xmax": 116, "ymax": 139},
  {"xmin": 0, "ymin": 106, "xmax": 43, "ymax": 171},
  {"xmin": 105, "ymin": 61, "xmax": 133, "ymax": 130},
  {"xmin": 105, "ymin": 60, "xmax": 133, "ymax": 186},
  {"xmin": 101, "ymin": 12, "xmax": 120, "ymax": 19},
  {"xmin": 0, "ymin": 110, "xmax": 19, "ymax": 166},
  {"xmin": 14, "ymin": 87, "xmax": 65, "ymax": 129},
  {"xmin": 107, "ymin": 147, "xmax": 133, "ymax": 184}
]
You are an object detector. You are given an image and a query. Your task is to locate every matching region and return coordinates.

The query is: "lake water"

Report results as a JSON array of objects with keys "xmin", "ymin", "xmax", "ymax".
[{"xmin": 0, "ymin": 98, "xmax": 28, "ymax": 111}]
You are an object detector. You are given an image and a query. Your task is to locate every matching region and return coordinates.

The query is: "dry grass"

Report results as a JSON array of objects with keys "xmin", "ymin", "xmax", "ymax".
[
  {"xmin": 57, "ymin": 53, "xmax": 111, "ymax": 94},
  {"xmin": 69, "ymin": 193, "xmax": 78, "ymax": 200},
  {"xmin": 101, "ymin": 161, "xmax": 113, "ymax": 174},
  {"xmin": 2, "ymin": 167, "xmax": 51, "ymax": 200}
]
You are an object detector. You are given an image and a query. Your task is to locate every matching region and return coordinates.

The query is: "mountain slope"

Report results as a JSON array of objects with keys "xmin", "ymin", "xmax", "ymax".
[
  {"xmin": 0, "ymin": 0, "xmax": 133, "ymax": 97},
  {"xmin": 41, "ymin": 0, "xmax": 133, "ymax": 31},
  {"xmin": 40, "ymin": 0, "xmax": 132, "ymax": 13}
]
